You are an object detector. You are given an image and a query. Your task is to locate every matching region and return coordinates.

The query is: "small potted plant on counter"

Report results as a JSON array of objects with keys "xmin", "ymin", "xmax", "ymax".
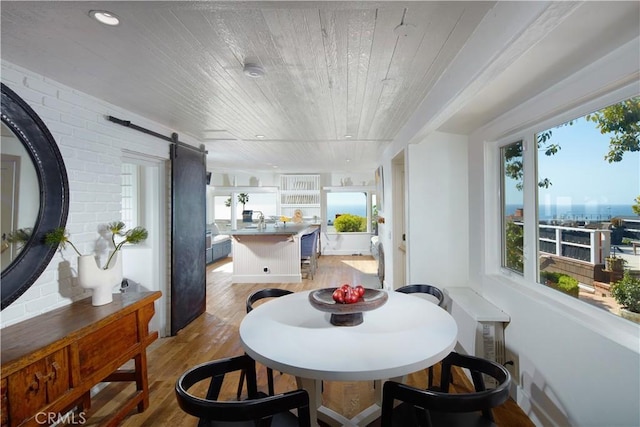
[{"xmin": 238, "ymin": 193, "xmax": 252, "ymax": 222}]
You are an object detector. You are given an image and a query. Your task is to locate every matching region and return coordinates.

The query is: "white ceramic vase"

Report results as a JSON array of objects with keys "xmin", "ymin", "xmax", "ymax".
[{"xmin": 77, "ymin": 251, "xmax": 123, "ymax": 306}]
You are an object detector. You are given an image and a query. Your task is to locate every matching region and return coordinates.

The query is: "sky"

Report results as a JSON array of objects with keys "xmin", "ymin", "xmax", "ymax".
[
  {"xmin": 506, "ymin": 109, "xmax": 639, "ymax": 214},
  {"xmin": 538, "ymin": 117, "xmax": 639, "ymax": 206}
]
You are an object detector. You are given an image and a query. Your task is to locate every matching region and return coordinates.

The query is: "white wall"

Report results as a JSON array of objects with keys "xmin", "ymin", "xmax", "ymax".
[
  {"xmin": 208, "ymin": 170, "xmax": 279, "ymax": 187},
  {"xmin": 0, "ymin": 61, "xmax": 199, "ymax": 332},
  {"xmin": 328, "ymin": 172, "xmax": 374, "ymax": 187},
  {"xmin": 466, "ymin": 39, "xmax": 640, "ymax": 426},
  {"xmin": 406, "ymin": 133, "xmax": 469, "ymax": 289},
  {"xmin": 321, "ymin": 233, "xmax": 372, "ymax": 256}
]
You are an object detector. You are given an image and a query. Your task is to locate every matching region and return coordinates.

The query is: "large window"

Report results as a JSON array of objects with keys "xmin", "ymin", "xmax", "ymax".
[
  {"xmin": 212, "ymin": 192, "xmax": 278, "ymax": 228},
  {"xmin": 500, "ymin": 96, "xmax": 640, "ymax": 319},
  {"xmin": 326, "ymin": 191, "xmax": 369, "ymax": 232}
]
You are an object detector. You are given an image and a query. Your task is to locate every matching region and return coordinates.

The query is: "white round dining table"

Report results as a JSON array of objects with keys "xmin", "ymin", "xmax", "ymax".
[{"xmin": 239, "ymin": 289, "xmax": 458, "ymax": 426}]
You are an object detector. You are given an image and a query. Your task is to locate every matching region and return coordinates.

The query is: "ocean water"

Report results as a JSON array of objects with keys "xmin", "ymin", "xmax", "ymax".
[
  {"xmin": 507, "ymin": 204, "xmax": 635, "ymax": 221},
  {"xmin": 327, "ymin": 204, "xmax": 367, "ymax": 224}
]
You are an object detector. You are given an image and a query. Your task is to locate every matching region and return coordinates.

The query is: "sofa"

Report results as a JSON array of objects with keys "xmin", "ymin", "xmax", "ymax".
[{"xmin": 206, "ymin": 223, "xmax": 232, "ymax": 264}]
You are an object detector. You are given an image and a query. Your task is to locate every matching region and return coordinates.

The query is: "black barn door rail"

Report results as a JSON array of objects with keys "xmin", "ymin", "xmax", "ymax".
[{"xmin": 107, "ymin": 115, "xmax": 206, "ymax": 154}]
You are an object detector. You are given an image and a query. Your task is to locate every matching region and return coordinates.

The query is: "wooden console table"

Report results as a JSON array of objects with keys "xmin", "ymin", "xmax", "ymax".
[{"xmin": 1, "ymin": 291, "xmax": 161, "ymax": 427}]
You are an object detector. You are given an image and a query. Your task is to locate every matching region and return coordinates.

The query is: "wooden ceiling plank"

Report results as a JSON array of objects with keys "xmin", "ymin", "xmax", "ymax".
[
  {"xmin": 366, "ymin": 4, "xmax": 442, "ymax": 139},
  {"xmin": 382, "ymin": 2, "xmax": 493, "ymax": 138},
  {"xmin": 356, "ymin": 6, "xmax": 406, "ymax": 140},
  {"xmin": 345, "ymin": 8, "xmax": 377, "ymax": 139},
  {"xmin": 261, "ymin": 8, "xmax": 332, "ymax": 141},
  {"xmin": 319, "ymin": 9, "xmax": 348, "ymax": 142}
]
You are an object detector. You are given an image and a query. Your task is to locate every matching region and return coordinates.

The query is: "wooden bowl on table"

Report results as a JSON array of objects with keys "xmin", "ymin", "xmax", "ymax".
[{"xmin": 308, "ymin": 288, "xmax": 388, "ymax": 326}]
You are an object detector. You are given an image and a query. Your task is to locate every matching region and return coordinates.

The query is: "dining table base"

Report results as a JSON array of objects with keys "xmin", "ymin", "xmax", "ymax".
[{"xmin": 296, "ymin": 377, "xmax": 403, "ymax": 427}]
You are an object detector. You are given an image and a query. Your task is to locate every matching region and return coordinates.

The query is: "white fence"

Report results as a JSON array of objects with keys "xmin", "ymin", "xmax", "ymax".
[{"xmin": 538, "ymin": 225, "xmax": 611, "ymax": 264}]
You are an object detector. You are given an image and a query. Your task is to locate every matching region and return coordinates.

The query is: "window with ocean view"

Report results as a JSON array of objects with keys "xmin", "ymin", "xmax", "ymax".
[
  {"xmin": 326, "ymin": 191, "xmax": 368, "ymax": 232},
  {"xmin": 531, "ymin": 96, "xmax": 640, "ymax": 318}
]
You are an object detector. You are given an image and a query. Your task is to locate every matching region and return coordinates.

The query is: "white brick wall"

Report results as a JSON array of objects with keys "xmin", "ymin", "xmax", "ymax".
[{"xmin": 1, "ymin": 61, "xmax": 200, "ymax": 327}]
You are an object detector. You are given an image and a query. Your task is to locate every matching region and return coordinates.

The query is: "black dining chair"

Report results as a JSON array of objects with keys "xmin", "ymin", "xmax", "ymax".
[
  {"xmin": 380, "ymin": 352, "xmax": 511, "ymax": 427},
  {"xmin": 176, "ymin": 354, "xmax": 311, "ymax": 427},
  {"xmin": 395, "ymin": 284, "xmax": 445, "ymax": 388},
  {"xmin": 395, "ymin": 284, "xmax": 444, "ymax": 306},
  {"xmin": 237, "ymin": 288, "xmax": 294, "ymax": 399}
]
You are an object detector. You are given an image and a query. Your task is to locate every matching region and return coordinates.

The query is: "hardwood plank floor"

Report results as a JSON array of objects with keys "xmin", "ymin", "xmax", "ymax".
[{"xmin": 85, "ymin": 255, "xmax": 533, "ymax": 427}]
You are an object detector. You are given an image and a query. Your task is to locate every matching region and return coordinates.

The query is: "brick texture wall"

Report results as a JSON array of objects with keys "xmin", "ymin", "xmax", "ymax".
[{"xmin": 1, "ymin": 61, "xmax": 199, "ymax": 327}]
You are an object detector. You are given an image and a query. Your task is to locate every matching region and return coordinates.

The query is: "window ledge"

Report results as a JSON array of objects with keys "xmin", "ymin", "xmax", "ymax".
[
  {"xmin": 323, "ymin": 185, "xmax": 375, "ymax": 192},
  {"xmin": 324, "ymin": 232, "xmax": 373, "ymax": 235},
  {"xmin": 484, "ymin": 272, "xmax": 640, "ymax": 353}
]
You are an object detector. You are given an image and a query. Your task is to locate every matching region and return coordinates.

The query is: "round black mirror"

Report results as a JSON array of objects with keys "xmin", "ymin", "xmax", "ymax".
[{"xmin": 1, "ymin": 83, "xmax": 69, "ymax": 310}]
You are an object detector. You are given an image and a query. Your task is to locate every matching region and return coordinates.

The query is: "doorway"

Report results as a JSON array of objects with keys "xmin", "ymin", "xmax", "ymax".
[
  {"xmin": 121, "ymin": 152, "xmax": 168, "ymax": 336},
  {"xmin": 392, "ymin": 151, "xmax": 406, "ymax": 288}
]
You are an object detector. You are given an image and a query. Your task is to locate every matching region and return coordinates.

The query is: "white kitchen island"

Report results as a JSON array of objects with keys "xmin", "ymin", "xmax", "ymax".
[{"xmin": 227, "ymin": 223, "xmax": 313, "ymax": 283}]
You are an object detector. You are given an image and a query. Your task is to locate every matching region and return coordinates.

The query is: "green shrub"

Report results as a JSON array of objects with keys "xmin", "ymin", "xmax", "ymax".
[
  {"xmin": 540, "ymin": 271, "xmax": 562, "ymax": 284},
  {"xmin": 505, "ymin": 221, "xmax": 523, "ymax": 273},
  {"xmin": 334, "ymin": 214, "xmax": 367, "ymax": 232},
  {"xmin": 611, "ymin": 271, "xmax": 640, "ymax": 313},
  {"xmin": 540, "ymin": 271, "xmax": 579, "ymax": 298},
  {"xmin": 556, "ymin": 275, "xmax": 579, "ymax": 297}
]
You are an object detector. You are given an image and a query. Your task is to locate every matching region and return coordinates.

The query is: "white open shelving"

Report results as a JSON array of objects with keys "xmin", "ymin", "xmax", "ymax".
[{"xmin": 280, "ymin": 174, "xmax": 321, "ymax": 219}]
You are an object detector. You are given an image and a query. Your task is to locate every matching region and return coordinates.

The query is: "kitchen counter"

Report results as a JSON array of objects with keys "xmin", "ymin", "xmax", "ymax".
[
  {"xmin": 229, "ymin": 223, "xmax": 316, "ymax": 283},
  {"xmin": 227, "ymin": 223, "xmax": 311, "ymax": 237}
]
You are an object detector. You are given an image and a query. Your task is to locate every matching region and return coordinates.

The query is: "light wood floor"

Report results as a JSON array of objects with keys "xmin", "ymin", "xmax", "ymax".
[{"xmin": 85, "ymin": 255, "xmax": 533, "ymax": 427}]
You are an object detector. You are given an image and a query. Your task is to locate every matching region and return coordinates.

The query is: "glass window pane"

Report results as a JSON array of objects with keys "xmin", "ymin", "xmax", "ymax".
[
  {"xmin": 536, "ymin": 96, "xmax": 640, "ymax": 316},
  {"xmin": 246, "ymin": 193, "xmax": 277, "ymax": 217},
  {"xmin": 502, "ymin": 141, "xmax": 524, "ymax": 274},
  {"xmin": 213, "ymin": 193, "xmax": 278, "ymax": 228},
  {"xmin": 213, "ymin": 195, "xmax": 232, "ymax": 221},
  {"xmin": 326, "ymin": 192, "xmax": 367, "ymax": 232}
]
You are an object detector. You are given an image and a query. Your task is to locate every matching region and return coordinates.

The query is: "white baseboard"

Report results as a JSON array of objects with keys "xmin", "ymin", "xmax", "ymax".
[
  {"xmin": 322, "ymin": 250, "xmax": 373, "ymax": 256},
  {"xmin": 231, "ymin": 274, "xmax": 301, "ymax": 283}
]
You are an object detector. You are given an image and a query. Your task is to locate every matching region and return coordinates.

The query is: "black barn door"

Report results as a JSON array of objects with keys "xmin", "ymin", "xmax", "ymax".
[{"xmin": 170, "ymin": 143, "xmax": 206, "ymax": 335}]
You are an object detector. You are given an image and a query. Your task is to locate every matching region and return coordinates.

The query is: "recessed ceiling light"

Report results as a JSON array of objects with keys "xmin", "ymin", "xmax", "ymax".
[
  {"xmin": 89, "ymin": 10, "xmax": 120, "ymax": 26},
  {"xmin": 243, "ymin": 63, "xmax": 265, "ymax": 78},
  {"xmin": 256, "ymin": 135, "xmax": 265, "ymax": 139},
  {"xmin": 344, "ymin": 135, "xmax": 353, "ymax": 139}
]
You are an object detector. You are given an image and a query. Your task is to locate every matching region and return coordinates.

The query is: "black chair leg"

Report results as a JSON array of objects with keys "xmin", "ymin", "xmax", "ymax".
[
  {"xmin": 267, "ymin": 367, "xmax": 275, "ymax": 396},
  {"xmin": 239, "ymin": 365, "xmax": 280, "ymax": 398},
  {"xmin": 236, "ymin": 369, "xmax": 245, "ymax": 399}
]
